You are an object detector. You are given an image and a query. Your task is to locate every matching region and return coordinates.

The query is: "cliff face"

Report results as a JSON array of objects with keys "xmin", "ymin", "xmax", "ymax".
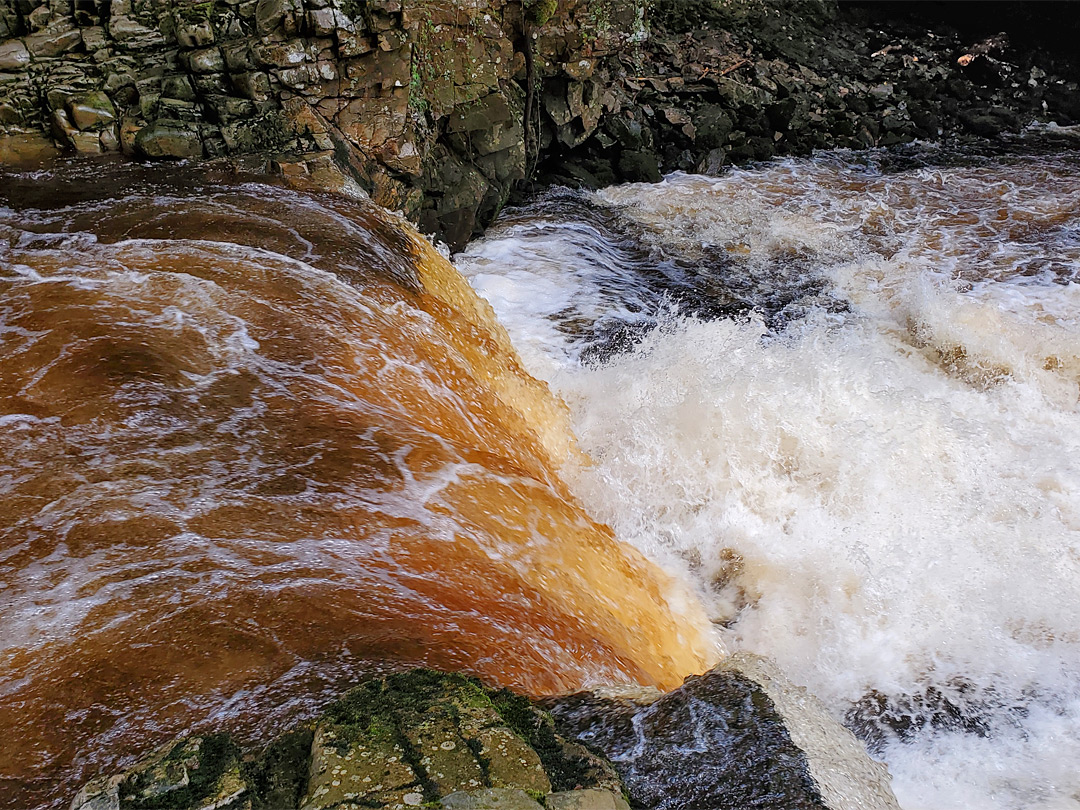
[
  {"xmin": 1, "ymin": 0, "xmax": 1078, "ymax": 250},
  {"xmin": 0, "ymin": 0, "xmax": 642, "ymax": 247}
]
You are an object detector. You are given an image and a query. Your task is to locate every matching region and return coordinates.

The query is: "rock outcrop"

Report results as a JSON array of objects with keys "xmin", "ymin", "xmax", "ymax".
[
  {"xmin": 70, "ymin": 670, "xmax": 628, "ymax": 810},
  {"xmin": 71, "ymin": 663, "xmax": 903, "ymax": 810},
  {"xmin": 2, "ymin": 0, "xmax": 1077, "ymax": 249}
]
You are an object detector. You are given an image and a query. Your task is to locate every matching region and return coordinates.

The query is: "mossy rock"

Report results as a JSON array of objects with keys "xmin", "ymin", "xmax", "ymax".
[
  {"xmin": 118, "ymin": 734, "xmax": 245, "ymax": 810},
  {"xmin": 73, "ymin": 671, "xmax": 627, "ymax": 810},
  {"xmin": 524, "ymin": 0, "xmax": 558, "ymax": 27}
]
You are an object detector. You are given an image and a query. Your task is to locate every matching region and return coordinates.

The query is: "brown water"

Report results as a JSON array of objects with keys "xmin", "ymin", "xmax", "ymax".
[{"xmin": 0, "ymin": 161, "xmax": 715, "ymax": 809}]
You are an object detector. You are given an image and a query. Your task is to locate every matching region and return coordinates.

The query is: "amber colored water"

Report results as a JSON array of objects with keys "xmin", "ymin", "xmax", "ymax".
[{"xmin": 0, "ymin": 161, "xmax": 715, "ymax": 809}]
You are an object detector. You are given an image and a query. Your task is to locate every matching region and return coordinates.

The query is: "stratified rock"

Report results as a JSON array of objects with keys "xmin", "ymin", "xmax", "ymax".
[
  {"xmin": 24, "ymin": 28, "xmax": 82, "ymax": 57},
  {"xmin": 0, "ymin": 39, "xmax": 30, "ymax": 70}
]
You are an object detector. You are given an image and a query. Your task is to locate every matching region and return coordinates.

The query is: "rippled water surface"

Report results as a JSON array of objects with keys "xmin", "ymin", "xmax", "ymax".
[
  {"xmin": 0, "ymin": 161, "xmax": 715, "ymax": 809},
  {"xmin": 460, "ymin": 142, "xmax": 1080, "ymax": 810}
]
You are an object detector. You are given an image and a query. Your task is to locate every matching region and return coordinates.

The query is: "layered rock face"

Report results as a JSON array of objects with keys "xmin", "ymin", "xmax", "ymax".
[
  {"xmin": 2, "ymin": 0, "xmax": 1078, "ymax": 248},
  {"xmin": 0, "ymin": 0, "xmax": 531, "ymax": 246},
  {"xmin": 0, "ymin": 0, "xmax": 646, "ymax": 247}
]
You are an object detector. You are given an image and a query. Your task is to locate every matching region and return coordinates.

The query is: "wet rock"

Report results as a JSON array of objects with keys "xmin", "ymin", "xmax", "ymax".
[
  {"xmin": 0, "ymin": 0, "xmax": 1077, "ymax": 249},
  {"xmin": 547, "ymin": 653, "xmax": 900, "ymax": 810},
  {"xmin": 77, "ymin": 735, "xmax": 249, "ymax": 810},
  {"xmin": 69, "ymin": 91, "xmax": 116, "ymax": 131},
  {"xmin": 24, "ymin": 28, "xmax": 83, "ymax": 57},
  {"xmin": 70, "ymin": 670, "xmax": 630, "ymax": 810},
  {"xmin": 617, "ymin": 150, "xmax": 661, "ymax": 183},
  {"xmin": 186, "ymin": 46, "xmax": 225, "ymax": 74},
  {"xmin": 693, "ymin": 105, "xmax": 734, "ymax": 150},
  {"xmin": 0, "ymin": 40, "xmax": 30, "ymax": 71},
  {"xmin": 176, "ymin": 18, "xmax": 215, "ymax": 48},
  {"xmin": 135, "ymin": 121, "xmax": 203, "ymax": 158},
  {"xmin": 959, "ymin": 106, "xmax": 1021, "ymax": 137},
  {"xmin": 547, "ymin": 789, "xmax": 630, "ymax": 810}
]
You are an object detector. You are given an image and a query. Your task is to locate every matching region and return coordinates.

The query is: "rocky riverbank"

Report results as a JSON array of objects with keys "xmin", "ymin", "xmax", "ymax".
[
  {"xmin": 2, "ymin": 0, "xmax": 1078, "ymax": 249},
  {"xmin": 70, "ymin": 660, "xmax": 900, "ymax": 810}
]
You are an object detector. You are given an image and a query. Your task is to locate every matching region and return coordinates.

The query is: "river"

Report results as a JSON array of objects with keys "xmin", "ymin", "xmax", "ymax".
[{"xmin": 2, "ymin": 139, "xmax": 1080, "ymax": 809}]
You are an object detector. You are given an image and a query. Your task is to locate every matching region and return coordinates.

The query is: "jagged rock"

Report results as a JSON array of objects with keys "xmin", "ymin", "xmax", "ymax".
[
  {"xmin": 176, "ymin": 18, "xmax": 215, "ymax": 49},
  {"xmin": 69, "ymin": 736, "xmax": 249, "ymax": 810},
  {"xmin": 186, "ymin": 46, "xmax": 225, "ymax": 74},
  {"xmin": 255, "ymin": 0, "xmax": 303, "ymax": 36},
  {"xmin": 162, "ymin": 75, "xmax": 197, "ymax": 101},
  {"xmin": 0, "ymin": 0, "xmax": 1077, "ymax": 250},
  {"xmin": 134, "ymin": 120, "xmax": 203, "ymax": 158},
  {"xmin": 230, "ymin": 71, "xmax": 271, "ymax": 102},
  {"xmin": 617, "ymin": 150, "xmax": 661, "ymax": 183},
  {"xmin": 547, "ymin": 654, "xmax": 900, "ymax": 810}
]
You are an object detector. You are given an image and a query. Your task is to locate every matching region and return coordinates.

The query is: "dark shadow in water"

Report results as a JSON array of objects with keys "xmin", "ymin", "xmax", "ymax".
[{"xmin": 492, "ymin": 188, "xmax": 848, "ymax": 365}]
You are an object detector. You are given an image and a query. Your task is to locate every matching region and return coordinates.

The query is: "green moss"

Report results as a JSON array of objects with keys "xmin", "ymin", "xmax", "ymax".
[
  {"xmin": 242, "ymin": 727, "xmax": 314, "ymax": 810},
  {"xmin": 119, "ymin": 734, "xmax": 240, "ymax": 810},
  {"xmin": 524, "ymin": 0, "xmax": 558, "ymax": 26},
  {"xmin": 175, "ymin": 0, "xmax": 215, "ymax": 22}
]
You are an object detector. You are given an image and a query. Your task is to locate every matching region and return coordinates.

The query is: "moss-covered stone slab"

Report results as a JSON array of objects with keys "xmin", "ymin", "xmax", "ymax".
[
  {"xmin": 116, "ymin": 735, "xmax": 248, "ymax": 810},
  {"xmin": 403, "ymin": 714, "xmax": 485, "ymax": 797},
  {"xmin": 134, "ymin": 121, "xmax": 204, "ymax": 158},
  {"xmin": 472, "ymin": 727, "xmax": 550, "ymax": 794},
  {"xmin": 301, "ymin": 721, "xmax": 419, "ymax": 810},
  {"xmin": 72, "ymin": 670, "xmax": 630, "ymax": 810},
  {"xmin": 69, "ymin": 91, "xmax": 117, "ymax": 131}
]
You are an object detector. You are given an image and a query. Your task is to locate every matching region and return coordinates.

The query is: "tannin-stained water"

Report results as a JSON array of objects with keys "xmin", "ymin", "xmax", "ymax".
[
  {"xmin": 459, "ymin": 141, "xmax": 1080, "ymax": 810},
  {"xmin": 0, "ymin": 161, "xmax": 717, "ymax": 810}
]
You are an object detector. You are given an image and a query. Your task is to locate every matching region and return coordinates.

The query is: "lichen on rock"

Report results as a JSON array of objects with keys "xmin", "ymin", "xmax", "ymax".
[{"xmin": 71, "ymin": 669, "xmax": 628, "ymax": 810}]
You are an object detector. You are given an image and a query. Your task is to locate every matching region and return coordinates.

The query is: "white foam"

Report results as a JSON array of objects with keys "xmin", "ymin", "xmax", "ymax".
[{"xmin": 459, "ymin": 151, "xmax": 1080, "ymax": 810}]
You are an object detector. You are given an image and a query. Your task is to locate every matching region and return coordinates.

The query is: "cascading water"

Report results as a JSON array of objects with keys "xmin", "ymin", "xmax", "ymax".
[
  {"xmin": 0, "ymin": 161, "xmax": 716, "ymax": 810},
  {"xmin": 459, "ymin": 141, "xmax": 1080, "ymax": 810}
]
